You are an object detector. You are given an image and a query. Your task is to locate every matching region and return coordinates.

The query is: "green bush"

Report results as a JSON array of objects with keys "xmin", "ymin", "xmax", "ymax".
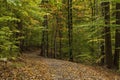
[{"xmin": 0, "ymin": 27, "xmax": 19, "ymax": 58}]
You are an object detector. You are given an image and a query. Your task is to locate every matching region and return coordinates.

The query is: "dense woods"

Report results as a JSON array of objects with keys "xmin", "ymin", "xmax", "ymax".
[{"xmin": 1, "ymin": 0, "xmax": 120, "ymax": 79}]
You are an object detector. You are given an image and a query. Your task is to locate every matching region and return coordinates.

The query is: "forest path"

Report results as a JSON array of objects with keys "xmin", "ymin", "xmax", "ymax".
[{"xmin": 23, "ymin": 50, "xmax": 120, "ymax": 80}]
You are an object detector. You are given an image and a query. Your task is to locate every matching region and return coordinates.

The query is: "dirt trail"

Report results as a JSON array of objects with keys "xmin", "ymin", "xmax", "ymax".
[
  {"xmin": 24, "ymin": 51, "xmax": 120, "ymax": 80},
  {"xmin": 43, "ymin": 58, "xmax": 120, "ymax": 80},
  {"xmin": 1, "ymin": 50, "xmax": 120, "ymax": 80}
]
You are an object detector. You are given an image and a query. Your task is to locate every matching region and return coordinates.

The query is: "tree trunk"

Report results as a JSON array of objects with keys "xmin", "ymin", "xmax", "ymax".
[
  {"xmin": 40, "ymin": 15, "xmax": 48, "ymax": 57},
  {"xmin": 59, "ymin": 18, "xmax": 62, "ymax": 59},
  {"xmin": 114, "ymin": 3, "xmax": 120, "ymax": 69},
  {"xmin": 40, "ymin": 29, "xmax": 45, "ymax": 56},
  {"xmin": 56, "ymin": 12, "xmax": 63, "ymax": 59},
  {"xmin": 45, "ymin": 15, "xmax": 49, "ymax": 57},
  {"xmin": 101, "ymin": 2, "xmax": 113, "ymax": 68},
  {"xmin": 53, "ymin": 16, "xmax": 58, "ymax": 58},
  {"xmin": 68, "ymin": 0, "xmax": 73, "ymax": 61},
  {"xmin": 40, "ymin": 0, "xmax": 49, "ymax": 57}
]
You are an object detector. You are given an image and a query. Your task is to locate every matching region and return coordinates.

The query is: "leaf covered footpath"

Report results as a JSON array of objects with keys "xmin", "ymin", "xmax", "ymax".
[{"xmin": 0, "ymin": 51, "xmax": 120, "ymax": 80}]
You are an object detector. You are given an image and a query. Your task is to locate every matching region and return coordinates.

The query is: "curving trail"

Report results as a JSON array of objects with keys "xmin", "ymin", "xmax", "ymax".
[
  {"xmin": 43, "ymin": 58, "xmax": 120, "ymax": 80},
  {"xmin": 0, "ymin": 50, "xmax": 120, "ymax": 80},
  {"xmin": 24, "ymin": 51, "xmax": 120, "ymax": 80}
]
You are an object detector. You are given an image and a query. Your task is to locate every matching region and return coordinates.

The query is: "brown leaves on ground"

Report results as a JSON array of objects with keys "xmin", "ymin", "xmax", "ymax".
[
  {"xmin": 44, "ymin": 58, "xmax": 120, "ymax": 80},
  {"xmin": 0, "ymin": 52, "xmax": 51, "ymax": 80},
  {"xmin": 0, "ymin": 51, "xmax": 120, "ymax": 80}
]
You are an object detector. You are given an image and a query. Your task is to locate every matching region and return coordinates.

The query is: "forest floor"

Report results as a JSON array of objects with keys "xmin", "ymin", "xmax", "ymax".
[{"xmin": 0, "ymin": 50, "xmax": 120, "ymax": 80}]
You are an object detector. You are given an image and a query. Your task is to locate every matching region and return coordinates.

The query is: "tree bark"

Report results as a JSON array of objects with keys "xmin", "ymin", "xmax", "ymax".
[
  {"xmin": 59, "ymin": 17, "xmax": 62, "ymax": 59},
  {"xmin": 101, "ymin": 2, "xmax": 113, "ymax": 68},
  {"xmin": 40, "ymin": 15, "xmax": 48, "ymax": 57},
  {"xmin": 68, "ymin": 0, "xmax": 73, "ymax": 61},
  {"xmin": 53, "ymin": 15, "xmax": 58, "ymax": 58},
  {"xmin": 114, "ymin": 3, "xmax": 120, "ymax": 69},
  {"xmin": 40, "ymin": 0, "xmax": 49, "ymax": 57},
  {"xmin": 40, "ymin": 30, "xmax": 45, "ymax": 56}
]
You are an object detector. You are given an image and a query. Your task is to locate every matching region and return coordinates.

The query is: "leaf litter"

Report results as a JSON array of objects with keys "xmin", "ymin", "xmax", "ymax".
[{"xmin": 0, "ymin": 50, "xmax": 120, "ymax": 80}]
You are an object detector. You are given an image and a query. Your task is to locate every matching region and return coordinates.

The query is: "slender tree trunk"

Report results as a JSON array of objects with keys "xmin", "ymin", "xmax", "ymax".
[
  {"xmin": 114, "ymin": 3, "xmax": 120, "ymax": 69},
  {"xmin": 68, "ymin": 0, "xmax": 73, "ymax": 61},
  {"xmin": 59, "ymin": 19, "xmax": 62, "ymax": 59},
  {"xmin": 101, "ymin": 2, "xmax": 113, "ymax": 68},
  {"xmin": 53, "ymin": 21, "xmax": 57, "ymax": 58},
  {"xmin": 40, "ymin": 0, "xmax": 49, "ymax": 57},
  {"xmin": 50, "ymin": 29, "xmax": 53, "ymax": 58},
  {"xmin": 40, "ymin": 15, "xmax": 48, "ymax": 57},
  {"xmin": 56, "ymin": 12, "xmax": 63, "ymax": 59},
  {"xmin": 45, "ymin": 15, "xmax": 49, "ymax": 57},
  {"xmin": 50, "ymin": 24, "xmax": 54, "ymax": 58},
  {"xmin": 40, "ymin": 30, "xmax": 45, "ymax": 56}
]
